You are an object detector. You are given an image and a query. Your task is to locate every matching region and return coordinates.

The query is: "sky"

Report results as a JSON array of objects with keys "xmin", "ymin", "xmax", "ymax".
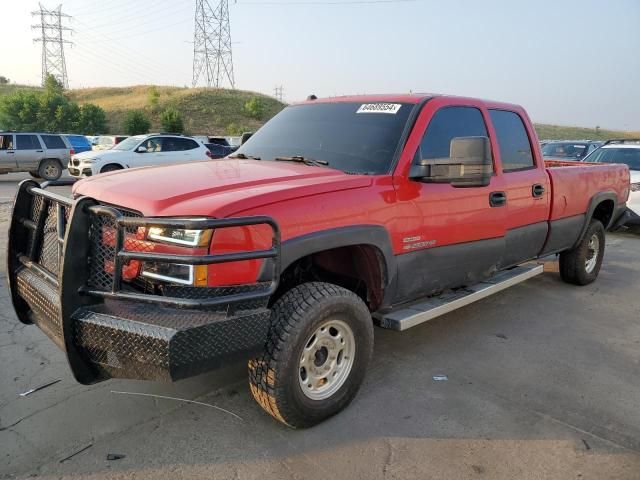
[{"xmin": 2, "ymin": 0, "xmax": 639, "ymax": 130}]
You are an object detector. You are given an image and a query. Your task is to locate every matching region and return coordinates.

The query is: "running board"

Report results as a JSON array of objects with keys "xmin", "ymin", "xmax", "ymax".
[{"xmin": 375, "ymin": 264, "xmax": 544, "ymax": 331}]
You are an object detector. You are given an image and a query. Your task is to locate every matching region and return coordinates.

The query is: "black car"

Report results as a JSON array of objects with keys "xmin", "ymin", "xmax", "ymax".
[
  {"xmin": 541, "ymin": 140, "xmax": 603, "ymax": 161},
  {"xmin": 205, "ymin": 143, "xmax": 234, "ymax": 159}
]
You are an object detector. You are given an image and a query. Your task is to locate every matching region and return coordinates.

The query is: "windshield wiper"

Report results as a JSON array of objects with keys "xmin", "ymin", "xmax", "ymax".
[
  {"xmin": 274, "ymin": 155, "xmax": 329, "ymax": 168},
  {"xmin": 227, "ymin": 153, "xmax": 261, "ymax": 160}
]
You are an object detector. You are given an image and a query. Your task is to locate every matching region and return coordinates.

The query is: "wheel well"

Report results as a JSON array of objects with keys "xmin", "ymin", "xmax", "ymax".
[
  {"xmin": 38, "ymin": 158, "xmax": 62, "ymax": 168},
  {"xmin": 274, "ymin": 245, "xmax": 387, "ymax": 311},
  {"xmin": 101, "ymin": 163, "xmax": 124, "ymax": 173},
  {"xmin": 591, "ymin": 199, "xmax": 614, "ymax": 229}
]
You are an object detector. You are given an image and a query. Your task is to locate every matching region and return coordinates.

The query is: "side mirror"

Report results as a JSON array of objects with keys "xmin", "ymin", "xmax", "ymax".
[
  {"xmin": 409, "ymin": 136, "xmax": 492, "ymax": 188},
  {"xmin": 136, "ymin": 146, "xmax": 147, "ymax": 153}
]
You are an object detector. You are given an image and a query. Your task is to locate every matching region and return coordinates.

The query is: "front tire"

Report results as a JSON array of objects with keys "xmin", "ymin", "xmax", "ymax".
[
  {"xmin": 559, "ymin": 219, "xmax": 605, "ymax": 285},
  {"xmin": 248, "ymin": 282, "xmax": 373, "ymax": 428}
]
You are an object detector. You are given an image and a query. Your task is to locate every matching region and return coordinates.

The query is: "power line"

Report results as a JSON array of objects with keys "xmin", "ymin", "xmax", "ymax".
[
  {"xmin": 32, "ymin": 3, "xmax": 73, "ymax": 88},
  {"xmin": 192, "ymin": 0, "xmax": 235, "ymax": 88},
  {"xmin": 238, "ymin": 0, "xmax": 419, "ymax": 4}
]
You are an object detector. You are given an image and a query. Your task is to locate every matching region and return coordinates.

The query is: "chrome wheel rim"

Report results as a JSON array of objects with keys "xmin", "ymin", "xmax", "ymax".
[
  {"xmin": 43, "ymin": 163, "xmax": 60, "ymax": 179},
  {"xmin": 298, "ymin": 319, "xmax": 355, "ymax": 401},
  {"xmin": 585, "ymin": 234, "xmax": 599, "ymax": 273}
]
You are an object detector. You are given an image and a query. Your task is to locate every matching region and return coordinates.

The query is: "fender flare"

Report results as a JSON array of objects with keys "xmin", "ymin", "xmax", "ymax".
[
  {"xmin": 573, "ymin": 191, "xmax": 617, "ymax": 248},
  {"xmin": 276, "ymin": 225, "xmax": 398, "ymax": 304}
]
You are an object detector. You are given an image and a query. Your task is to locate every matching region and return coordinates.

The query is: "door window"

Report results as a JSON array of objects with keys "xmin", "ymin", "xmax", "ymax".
[
  {"xmin": 140, "ymin": 137, "xmax": 163, "ymax": 152},
  {"xmin": 41, "ymin": 135, "xmax": 66, "ymax": 149},
  {"xmin": 489, "ymin": 110, "xmax": 535, "ymax": 172},
  {"xmin": 0, "ymin": 135, "xmax": 14, "ymax": 150},
  {"xmin": 16, "ymin": 135, "xmax": 42, "ymax": 150},
  {"xmin": 415, "ymin": 106, "xmax": 492, "ymax": 172}
]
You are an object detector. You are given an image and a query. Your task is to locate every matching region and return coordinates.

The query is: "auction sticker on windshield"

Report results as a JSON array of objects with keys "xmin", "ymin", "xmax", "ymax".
[{"xmin": 356, "ymin": 103, "xmax": 402, "ymax": 114}]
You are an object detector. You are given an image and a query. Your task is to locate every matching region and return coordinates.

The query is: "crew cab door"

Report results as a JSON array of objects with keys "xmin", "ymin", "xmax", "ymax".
[
  {"xmin": 391, "ymin": 99, "xmax": 507, "ymax": 303},
  {"xmin": 487, "ymin": 109, "xmax": 550, "ymax": 267},
  {"xmin": 14, "ymin": 134, "xmax": 45, "ymax": 170}
]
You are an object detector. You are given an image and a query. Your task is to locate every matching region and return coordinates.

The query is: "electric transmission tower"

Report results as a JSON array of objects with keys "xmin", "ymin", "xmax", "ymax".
[
  {"xmin": 274, "ymin": 85, "xmax": 284, "ymax": 102},
  {"xmin": 32, "ymin": 3, "xmax": 72, "ymax": 88},
  {"xmin": 192, "ymin": 0, "xmax": 235, "ymax": 89}
]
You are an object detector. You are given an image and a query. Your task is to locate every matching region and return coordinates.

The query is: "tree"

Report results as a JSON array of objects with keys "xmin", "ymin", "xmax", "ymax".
[
  {"xmin": 123, "ymin": 110, "xmax": 150, "ymax": 135},
  {"xmin": 226, "ymin": 122, "xmax": 247, "ymax": 136},
  {"xmin": 243, "ymin": 97, "xmax": 264, "ymax": 120},
  {"xmin": 159, "ymin": 107, "xmax": 184, "ymax": 133},
  {"xmin": 0, "ymin": 91, "xmax": 41, "ymax": 131},
  {"xmin": 79, "ymin": 104, "xmax": 107, "ymax": 134},
  {"xmin": 43, "ymin": 74, "xmax": 64, "ymax": 95},
  {"xmin": 0, "ymin": 76, "xmax": 9, "ymax": 84},
  {"xmin": 147, "ymin": 86, "xmax": 160, "ymax": 110}
]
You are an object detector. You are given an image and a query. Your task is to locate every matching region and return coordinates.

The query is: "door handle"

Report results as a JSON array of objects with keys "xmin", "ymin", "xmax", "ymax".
[
  {"xmin": 36, "ymin": 150, "xmax": 43, "ymax": 153},
  {"xmin": 532, "ymin": 184, "xmax": 545, "ymax": 198},
  {"xmin": 489, "ymin": 191, "xmax": 507, "ymax": 207},
  {"xmin": 7, "ymin": 151, "xmax": 15, "ymax": 154}
]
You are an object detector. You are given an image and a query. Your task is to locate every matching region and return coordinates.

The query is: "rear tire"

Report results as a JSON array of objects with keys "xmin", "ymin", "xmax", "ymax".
[
  {"xmin": 100, "ymin": 164, "xmax": 123, "ymax": 174},
  {"xmin": 248, "ymin": 282, "xmax": 373, "ymax": 428},
  {"xmin": 38, "ymin": 159, "xmax": 62, "ymax": 181},
  {"xmin": 559, "ymin": 219, "xmax": 605, "ymax": 285}
]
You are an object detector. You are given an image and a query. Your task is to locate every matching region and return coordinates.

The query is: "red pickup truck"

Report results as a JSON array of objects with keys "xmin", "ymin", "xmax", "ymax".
[{"xmin": 8, "ymin": 94, "xmax": 630, "ymax": 428}]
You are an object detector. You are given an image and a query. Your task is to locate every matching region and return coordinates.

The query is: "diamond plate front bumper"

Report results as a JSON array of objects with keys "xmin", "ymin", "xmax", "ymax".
[{"xmin": 7, "ymin": 180, "xmax": 280, "ymax": 384}]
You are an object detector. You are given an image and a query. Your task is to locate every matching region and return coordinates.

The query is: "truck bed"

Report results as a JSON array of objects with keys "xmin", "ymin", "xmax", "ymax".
[{"xmin": 545, "ymin": 160, "xmax": 629, "ymax": 221}]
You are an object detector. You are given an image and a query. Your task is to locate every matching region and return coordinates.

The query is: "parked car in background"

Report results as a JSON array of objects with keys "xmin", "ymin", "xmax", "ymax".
[
  {"xmin": 583, "ymin": 139, "xmax": 640, "ymax": 224},
  {"xmin": 92, "ymin": 135, "xmax": 128, "ymax": 151},
  {"xmin": 68, "ymin": 133, "xmax": 209, "ymax": 177},
  {"xmin": 0, "ymin": 131, "xmax": 73, "ymax": 180},
  {"xmin": 64, "ymin": 134, "xmax": 92, "ymax": 154},
  {"xmin": 204, "ymin": 143, "xmax": 233, "ymax": 159},
  {"xmin": 541, "ymin": 140, "xmax": 603, "ymax": 161}
]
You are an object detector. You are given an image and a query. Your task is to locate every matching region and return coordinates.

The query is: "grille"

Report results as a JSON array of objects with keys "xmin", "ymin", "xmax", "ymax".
[
  {"xmin": 87, "ymin": 207, "xmax": 142, "ymax": 291},
  {"xmin": 28, "ymin": 196, "xmax": 70, "ymax": 277}
]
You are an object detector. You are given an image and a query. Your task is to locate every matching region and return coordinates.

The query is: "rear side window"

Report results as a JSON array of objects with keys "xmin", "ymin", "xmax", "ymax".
[
  {"xmin": 489, "ymin": 110, "xmax": 535, "ymax": 172},
  {"xmin": 416, "ymin": 106, "xmax": 492, "ymax": 170},
  {"xmin": 41, "ymin": 135, "xmax": 66, "ymax": 149},
  {"xmin": 16, "ymin": 135, "xmax": 42, "ymax": 150},
  {"xmin": 163, "ymin": 137, "xmax": 199, "ymax": 151}
]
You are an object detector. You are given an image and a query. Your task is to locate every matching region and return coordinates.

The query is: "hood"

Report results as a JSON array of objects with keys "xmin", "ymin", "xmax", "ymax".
[
  {"xmin": 74, "ymin": 149, "xmax": 125, "ymax": 160},
  {"xmin": 73, "ymin": 159, "xmax": 372, "ymax": 217}
]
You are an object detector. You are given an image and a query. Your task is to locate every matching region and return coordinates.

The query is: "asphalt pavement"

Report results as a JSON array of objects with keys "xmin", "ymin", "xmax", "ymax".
[{"xmin": 0, "ymin": 174, "xmax": 639, "ymax": 479}]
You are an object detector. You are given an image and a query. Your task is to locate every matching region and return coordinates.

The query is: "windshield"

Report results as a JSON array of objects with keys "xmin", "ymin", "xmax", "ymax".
[
  {"xmin": 112, "ymin": 135, "xmax": 145, "ymax": 151},
  {"xmin": 584, "ymin": 147, "xmax": 640, "ymax": 170},
  {"xmin": 234, "ymin": 102, "xmax": 415, "ymax": 174},
  {"xmin": 542, "ymin": 142, "xmax": 588, "ymax": 159}
]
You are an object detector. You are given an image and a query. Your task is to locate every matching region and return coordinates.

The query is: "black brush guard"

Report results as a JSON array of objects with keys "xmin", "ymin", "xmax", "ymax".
[{"xmin": 7, "ymin": 180, "xmax": 280, "ymax": 384}]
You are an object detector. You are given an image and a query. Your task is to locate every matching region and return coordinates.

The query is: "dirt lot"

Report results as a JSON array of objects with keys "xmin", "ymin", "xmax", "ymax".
[{"xmin": 1, "ymin": 174, "xmax": 639, "ymax": 479}]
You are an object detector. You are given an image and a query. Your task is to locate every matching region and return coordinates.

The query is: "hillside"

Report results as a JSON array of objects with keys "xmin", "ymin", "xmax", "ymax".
[{"xmin": 1, "ymin": 83, "xmax": 637, "ymax": 139}]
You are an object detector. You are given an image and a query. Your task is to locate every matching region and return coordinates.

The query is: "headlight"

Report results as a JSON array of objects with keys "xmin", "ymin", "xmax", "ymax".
[
  {"xmin": 147, "ymin": 225, "xmax": 212, "ymax": 247},
  {"xmin": 141, "ymin": 262, "xmax": 208, "ymax": 286},
  {"xmin": 82, "ymin": 158, "xmax": 98, "ymax": 164},
  {"xmin": 631, "ymin": 182, "xmax": 640, "ymax": 193}
]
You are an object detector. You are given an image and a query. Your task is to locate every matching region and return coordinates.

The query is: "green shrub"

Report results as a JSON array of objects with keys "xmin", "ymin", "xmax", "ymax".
[{"xmin": 123, "ymin": 110, "xmax": 150, "ymax": 135}]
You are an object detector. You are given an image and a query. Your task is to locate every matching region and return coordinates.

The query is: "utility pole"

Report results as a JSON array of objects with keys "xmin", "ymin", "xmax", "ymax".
[
  {"xmin": 32, "ymin": 3, "xmax": 72, "ymax": 88},
  {"xmin": 192, "ymin": 0, "xmax": 235, "ymax": 89},
  {"xmin": 274, "ymin": 85, "xmax": 284, "ymax": 102}
]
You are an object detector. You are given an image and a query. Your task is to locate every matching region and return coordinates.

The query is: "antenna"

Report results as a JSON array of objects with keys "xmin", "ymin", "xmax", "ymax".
[
  {"xmin": 192, "ymin": 0, "xmax": 235, "ymax": 88},
  {"xmin": 32, "ymin": 3, "xmax": 73, "ymax": 88}
]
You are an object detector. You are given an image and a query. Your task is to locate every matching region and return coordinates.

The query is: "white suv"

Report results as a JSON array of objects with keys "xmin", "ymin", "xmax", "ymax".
[
  {"xmin": 583, "ymin": 139, "xmax": 640, "ymax": 224},
  {"xmin": 68, "ymin": 134, "xmax": 210, "ymax": 177}
]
